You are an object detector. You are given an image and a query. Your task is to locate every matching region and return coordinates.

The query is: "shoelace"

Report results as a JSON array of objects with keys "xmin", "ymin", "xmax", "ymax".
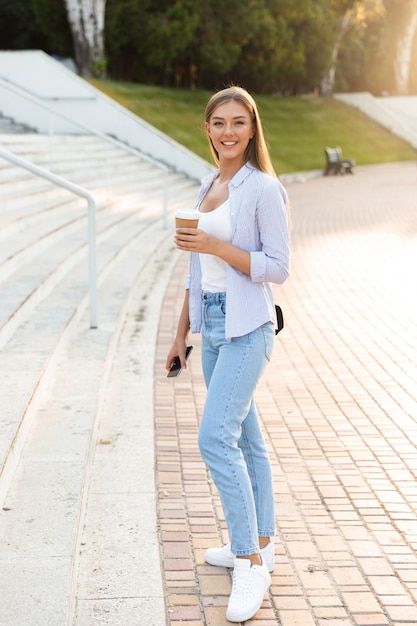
[{"xmin": 232, "ymin": 565, "xmax": 255, "ymax": 596}]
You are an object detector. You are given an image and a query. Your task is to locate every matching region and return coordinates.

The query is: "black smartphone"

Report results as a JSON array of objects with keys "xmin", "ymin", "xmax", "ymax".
[{"xmin": 167, "ymin": 345, "xmax": 194, "ymax": 378}]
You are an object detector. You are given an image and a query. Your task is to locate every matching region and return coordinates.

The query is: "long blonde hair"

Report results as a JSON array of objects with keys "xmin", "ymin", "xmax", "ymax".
[
  {"xmin": 205, "ymin": 86, "xmax": 291, "ymax": 224},
  {"xmin": 204, "ymin": 86, "xmax": 277, "ymax": 179}
]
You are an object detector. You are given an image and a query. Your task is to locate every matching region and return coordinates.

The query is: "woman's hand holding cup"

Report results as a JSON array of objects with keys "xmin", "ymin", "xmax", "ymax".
[{"xmin": 175, "ymin": 208, "xmax": 200, "ymax": 251}]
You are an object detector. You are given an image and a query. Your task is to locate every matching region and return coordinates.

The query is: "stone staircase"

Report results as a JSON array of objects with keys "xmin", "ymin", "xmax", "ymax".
[
  {"xmin": 0, "ymin": 132, "xmax": 200, "ymax": 625},
  {"xmin": 0, "ymin": 113, "xmax": 34, "ymax": 133}
]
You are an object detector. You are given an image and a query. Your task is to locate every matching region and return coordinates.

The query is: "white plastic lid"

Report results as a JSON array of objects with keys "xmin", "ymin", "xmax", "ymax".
[{"xmin": 175, "ymin": 208, "xmax": 199, "ymax": 219}]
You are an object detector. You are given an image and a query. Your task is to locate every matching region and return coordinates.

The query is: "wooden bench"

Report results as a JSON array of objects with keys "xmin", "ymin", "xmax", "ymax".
[{"xmin": 324, "ymin": 146, "xmax": 355, "ymax": 175}]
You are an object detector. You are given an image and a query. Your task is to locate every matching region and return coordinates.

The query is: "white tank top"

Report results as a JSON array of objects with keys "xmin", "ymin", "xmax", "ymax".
[{"xmin": 198, "ymin": 199, "xmax": 232, "ymax": 292}]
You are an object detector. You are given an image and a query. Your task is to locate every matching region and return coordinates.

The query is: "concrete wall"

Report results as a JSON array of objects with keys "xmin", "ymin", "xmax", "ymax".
[
  {"xmin": 0, "ymin": 50, "xmax": 214, "ymax": 181},
  {"xmin": 335, "ymin": 92, "xmax": 417, "ymax": 150}
]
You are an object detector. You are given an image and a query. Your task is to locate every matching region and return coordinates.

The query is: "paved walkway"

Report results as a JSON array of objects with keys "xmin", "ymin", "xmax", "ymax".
[{"xmin": 154, "ymin": 161, "xmax": 417, "ymax": 626}]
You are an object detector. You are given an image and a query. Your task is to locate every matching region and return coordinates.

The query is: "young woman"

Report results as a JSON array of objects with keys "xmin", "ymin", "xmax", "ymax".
[{"xmin": 166, "ymin": 86, "xmax": 290, "ymax": 623}]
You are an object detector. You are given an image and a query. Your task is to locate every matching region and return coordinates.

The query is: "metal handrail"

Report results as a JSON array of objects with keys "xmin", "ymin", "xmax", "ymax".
[
  {"xmin": 0, "ymin": 147, "xmax": 98, "ymax": 328},
  {"xmin": 0, "ymin": 76, "xmax": 170, "ymax": 227}
]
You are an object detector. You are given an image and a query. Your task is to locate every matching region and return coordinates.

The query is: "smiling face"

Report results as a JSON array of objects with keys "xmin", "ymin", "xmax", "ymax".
[{"xmin": 205, "ymin": 100, "xmax": 254, "ymax": 170}]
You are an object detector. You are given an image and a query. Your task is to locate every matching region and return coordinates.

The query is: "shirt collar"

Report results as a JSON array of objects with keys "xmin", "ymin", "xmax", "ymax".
[
  {"xmin": 230, "ymin": 162, "xmax": 255, "ymax": 188},
  {"xmin": 201, "ymin": 162, "xmax": 255, "ymax": 188}
]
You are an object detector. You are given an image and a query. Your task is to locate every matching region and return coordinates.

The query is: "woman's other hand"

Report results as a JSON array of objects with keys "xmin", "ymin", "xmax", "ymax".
[{"xmin": 166, "ymin": 339, "xmax": 188, "ymax": 372}]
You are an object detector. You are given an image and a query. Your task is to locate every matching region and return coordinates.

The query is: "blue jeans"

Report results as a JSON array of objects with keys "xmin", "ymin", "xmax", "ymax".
[{"xmin": 198, "ymin": 292, "xmax": 275, "ymax": 556}]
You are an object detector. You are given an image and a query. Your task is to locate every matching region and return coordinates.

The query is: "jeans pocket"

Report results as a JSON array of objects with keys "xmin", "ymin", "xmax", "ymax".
[{"xmin": 220, "ymin": 300, "xmax": 226, "ymax": 315}]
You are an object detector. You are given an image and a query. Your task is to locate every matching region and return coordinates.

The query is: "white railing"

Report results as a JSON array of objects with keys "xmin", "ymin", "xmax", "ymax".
[
  {"xmin": 0, "ymin": 76, "xmax": 170, "ymax": 228},
  {"xmin": 0, "ymin": 147, "xmax": 98, "ymax": 328}
]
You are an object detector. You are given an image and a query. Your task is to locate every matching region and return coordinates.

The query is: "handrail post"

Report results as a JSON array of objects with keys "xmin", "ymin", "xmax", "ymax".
[
  {"xmin": 48, "ymin": 114, "xmax": 55, "ymax": 172},
  {"xmin": 87, "ymin": 196, "xmax": 98, "ymax": 328},
  {"xmin": 0, "ymin": 147, "xmax": 98, "ymax": 328},
  {"xmin": 163, "ymin": 168, "xmax": 168, "ymax": 229}
]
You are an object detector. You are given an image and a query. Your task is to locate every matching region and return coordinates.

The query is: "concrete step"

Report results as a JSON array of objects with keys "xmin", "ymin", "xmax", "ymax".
[
  {"xmin": 0, "ymin": 175, "xmax": 195, "ymax": 348},
  {"xmin": 0, "ymin": 228, "xmax": 180, "ymax": 626},
  {"xmin": 0, "ymin": 151, "xmax": 161, "ymax": 201},
  {"xmin": 0, "ymin": 209, "xmax": 173, "ymax": 492},
  {"xmin": 0, "ymin": 129, "xmax": 199, "ymax": 624},
  {"xmin": 0, "ymin": 131, "xmax": 198, "ymax": 481},
  {"xmin": 0, "ymin": 113, "xmax": 35, "ymax": 133},
  {"xmin": 0, "ymin": 135, "xmax": 195, "ymax": 285}
]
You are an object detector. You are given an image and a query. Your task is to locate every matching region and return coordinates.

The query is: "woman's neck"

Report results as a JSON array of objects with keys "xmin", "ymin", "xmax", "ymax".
[{"xmin": 217, "ymin": 159, "xmax": 245, "ymax": 184}]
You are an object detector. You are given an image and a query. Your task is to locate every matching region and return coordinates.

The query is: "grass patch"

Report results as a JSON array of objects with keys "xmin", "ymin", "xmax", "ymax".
[{"xmin": 88, "ymin": 79, "xmax": 416, "ymax": 174}]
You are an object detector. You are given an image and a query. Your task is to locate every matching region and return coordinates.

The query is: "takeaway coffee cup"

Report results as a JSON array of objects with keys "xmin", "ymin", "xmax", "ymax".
[{"xmin": 175, "ymin": 208, "xmax": 199, "ymax": 229}]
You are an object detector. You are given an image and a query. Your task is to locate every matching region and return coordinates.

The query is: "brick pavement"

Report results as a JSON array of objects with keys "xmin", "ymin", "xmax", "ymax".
[{"xmin": 154, "ymin": 161, "xmax": 417, "ymax": 626}]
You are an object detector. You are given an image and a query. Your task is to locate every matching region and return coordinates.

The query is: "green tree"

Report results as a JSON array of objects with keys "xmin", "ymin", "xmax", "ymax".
[
  {"xmin": 105, "ymin": 0, "xmax": 148, "ymax": 82},
  {"xmin": 235, "ymin": 4, "xmax": 299, "ymax": 94},
  {"xmin": 0, "ymin": 0, "xmax": 71, "ymax": 53},
  {"xmin": 2, "ymin": 0, "xmax": 414, "ymax": 96},
  {"xmin": 106, "ymin": 0, "xmax": 200, "ymax": 85},
  {"xmin": 145, "ymin": 0, "xmax": 201, "ymax": 87},
  {"xmin": 320, "ymin": 1, "xmax": 383, "ymax": 96},
  {"xmin": 192, "ymin": 0, "xmax": 256, "ymax": 87},
  {"xmin": 233, "ymin": 0, "xmax": 334, "ymax": 94},
  {"xmin": 33, "ymin": 0, "xmax": 73, "ymax": 57}
]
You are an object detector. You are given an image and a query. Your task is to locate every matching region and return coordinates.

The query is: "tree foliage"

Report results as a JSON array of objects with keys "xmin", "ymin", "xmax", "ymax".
[
  {"xmin": 1, "ymin": 0, "xmax": 416, "ymax": 95},
  {"xmin": 0, "ymin": 0, "xmax": 72, "ymax": 55},
  {"xmin": 33, "ymin": 0, "xmax": 73, "ymax": 56}
]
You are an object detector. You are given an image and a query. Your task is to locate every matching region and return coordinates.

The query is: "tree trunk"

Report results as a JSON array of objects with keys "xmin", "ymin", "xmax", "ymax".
[
  {"xmin": 64, "ymin": 0, "xmax": 107, "ymax": 77},
  {"xmin": 393, "ymin": 5, "xmax": 417, "ymax": 95},
  {"xmin": 321, "ymin": 9, "xmax": 356, "ymax": 97}
]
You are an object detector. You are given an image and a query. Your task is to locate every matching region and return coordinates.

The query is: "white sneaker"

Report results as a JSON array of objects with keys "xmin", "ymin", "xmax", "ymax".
[
  {"xmin": 226, "ymin": 557, "xmax": 271, "ymax": 623},
  {"xmin": 205, "ymin": 541, "xmax": 275, "ymax": 572}
]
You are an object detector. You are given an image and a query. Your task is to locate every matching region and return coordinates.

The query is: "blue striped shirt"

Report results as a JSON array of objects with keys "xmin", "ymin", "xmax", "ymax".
[{"xmin": 187, "ymin": 162, "xmax": 290, "ymax": 340}]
